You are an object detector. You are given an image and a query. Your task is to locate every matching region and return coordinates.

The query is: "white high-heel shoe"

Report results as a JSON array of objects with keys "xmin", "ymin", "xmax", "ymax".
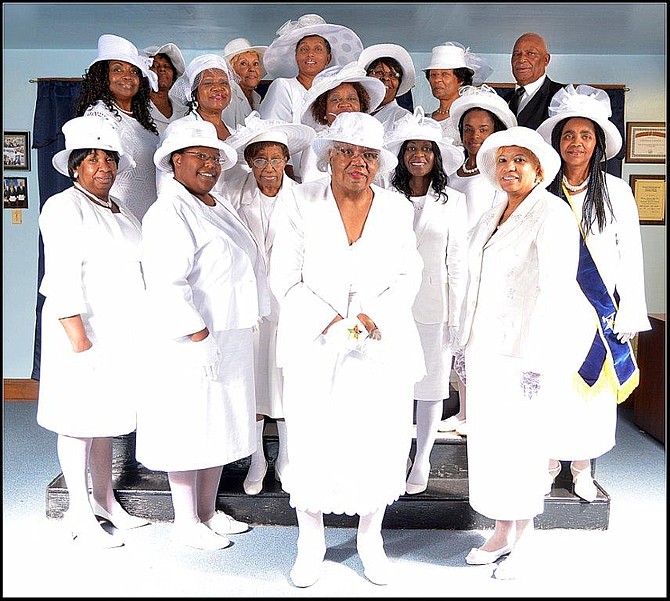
[
  {"xmin": 243, "ymin": 459, "xmax": 268, "ymax": 495},
  {"xmin": 64, "ymin": 511, "xmax": 124, "ymax": 549},
  {"xmin": 465, "ymin": 543, "xmax": 513, "ymax": 565},
  {"xmin": 90, "ymin": 499, "xmax": 150, "ymax": 530},
  {"xmin": 571, "ymin": 462, "xmax": 598, "ymax": 502}
]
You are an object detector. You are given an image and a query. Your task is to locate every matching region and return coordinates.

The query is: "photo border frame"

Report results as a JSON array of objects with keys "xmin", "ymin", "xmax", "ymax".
[{"xmin": 3, "ymin": 131, "xmax": 31, "ymax": 171}]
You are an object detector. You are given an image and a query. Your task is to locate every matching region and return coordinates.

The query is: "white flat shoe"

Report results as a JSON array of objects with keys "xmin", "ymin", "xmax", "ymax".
[
  {"xmin": 204, "ymin": 510, "xmax": 249, "ymax": 535},
  {"xmin": 243, "ymin": 460, "xmax": 268, "ymax": 495},
  {"xmin": 438, "ymin": 416, "xmax": 465, "ymax": 433},
  {"xmin": 571, "ymin": 462, "xmax": 598, "ymax": 502},
  {"xmin": 465, "ymin": 544, "xmax": 513, "ymax": 565},
  {"xmin": 90, "ymin": 499, "xmax": 150, "ymax": 530},
  {"xmin": 405, "ymin": 480, "xmax": 428, "ymax": 495},
  {"xmin": 172, "ymin": 522, "xmax": 231, "ymax": 550},
  {"xmin": 289, "ymin": 552, "xmax": 324, "ymax": 587},
  {"xmin": 65, "ymin": 512, "xmax": 124, "ymax": 549}
]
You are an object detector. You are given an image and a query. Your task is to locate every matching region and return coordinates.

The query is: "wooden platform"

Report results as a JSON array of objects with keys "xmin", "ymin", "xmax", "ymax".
[{"xmin": 45, "ymin": 426, "xmax": 610, "ymax": 530}]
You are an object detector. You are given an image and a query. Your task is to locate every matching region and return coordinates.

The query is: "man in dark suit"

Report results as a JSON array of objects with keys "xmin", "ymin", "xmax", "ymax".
[{"xmin": 506, "ymin": 33, "xmax": 565, "ymax": 130}]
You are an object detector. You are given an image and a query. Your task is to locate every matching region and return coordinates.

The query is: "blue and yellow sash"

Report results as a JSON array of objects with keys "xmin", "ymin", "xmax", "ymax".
[{"xmin": 563, "ymin": 185, "xmax": 639, "ymax": 403}]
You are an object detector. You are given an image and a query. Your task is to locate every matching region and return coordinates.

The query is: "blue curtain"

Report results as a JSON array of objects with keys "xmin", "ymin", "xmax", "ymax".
[{"xmin": 31, "ymin": 79, "xmax": 82, "ymax": 380}]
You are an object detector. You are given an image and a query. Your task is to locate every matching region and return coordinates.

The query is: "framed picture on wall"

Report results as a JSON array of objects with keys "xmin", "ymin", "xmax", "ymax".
[
  {"xmin": 625, "ymin": 122, "xmax": 665, "ymax": 163},
  {"xmin": 3, "ymin": 131, "xmax": 30, "ymax": 171},
  {"xmin": 629, "ymin": 174, "xmax": 665, "ymax": 225},
  {"xmin": 3, "ymin": 176, "xmax": 28, "ymax": 209}
]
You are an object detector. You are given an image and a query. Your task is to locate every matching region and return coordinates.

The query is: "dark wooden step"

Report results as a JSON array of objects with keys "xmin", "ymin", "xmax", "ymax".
[{"xmin": 45, "ymin": 428, "xmax": 609, "ymax": 530}]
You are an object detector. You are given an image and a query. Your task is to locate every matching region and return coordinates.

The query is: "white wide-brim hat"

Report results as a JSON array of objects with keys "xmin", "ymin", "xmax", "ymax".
[
  {"xmin": 299, "ymin": 63, "xmax": 386, "ymax": 129},
  {"xmin": 169, "ymin": 54, "xmax": 233, "ymax": 106},
  {"xmin": 477, "ymin": 126, "xmax": 561, "ymax": 192},
  {"xmin": 153, "ymin": 119, "xmax": 238, "ymax": 173},
  {"xmin": 423, "ymin": 41, "xmax": 493, "ymax": 85},
  {"xmin": 385, "ymin": 108, "xmax": 465, "ymax": 175},
  {"xmin": 536, "ymin": 84, "xmax": 623, "ymax": 160},
  {"xmin": 357, "ymin": 43, "xmax": 416, "ymax": 97},
  {"xmin": 90, "ymin": 34, "xmax": 158, "ymax": 92},
  {"xmin": 263, "ymin": 13, "xmax": 364, "ymax": 79},
  {"xmin": 52, "ymin": 115, "xmax": 135, "ymax": 177},
  {"xmin": 312, "ymin": 112, "xmax": 398, "ymax": 175},
  {"xmin": 449, "ymin": 84, "xmax": 517, "ymax": 144},
  {"xmin": 142, "ymin": 43, "xmax": 186, "ymax": 78},
  {"xmin": 223, "ymin": 38, "xmax": 268, "ymax": 67},
  {"xmin": 226, "ymin": 111, "xmax": 316, "ymax": 161}
]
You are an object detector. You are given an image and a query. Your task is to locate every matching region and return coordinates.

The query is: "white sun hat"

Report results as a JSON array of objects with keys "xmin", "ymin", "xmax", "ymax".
[
  {"xmin": 423, "ymin": 41, "xmax": 493, "ymax": 85},
  {"xmin": 357, "ymin": 43, "xmax": 417, "ymax": 97},
  {"xmin": 385, "ymin": 107, "xmax": 465, "ymax": 175},
  {"xmin": 536, "ymin": 84, "xmax": 623, "ymax": 160},
  {"xmin": 52, "ymin": 115, "xmax": 135, "ymax": 177},
  {"xmin": 226, "ymin": 111, "xmax": 316, "ymax": 162},
  {"xmin": 449, "ymin": 84, "xmax": 518, "ymax": 144},
  {"xmin": 299, "ymin": 62, "xmax": 386, "ymax": 129},
  {"xmin": 476, "ymin": 126, "xmax": 561, "ymax": 192},
  {"xmin": 169, "ymin": 54, "xmax": 234, "ymax": 106},
  {"xmin": 223, "ymin": 38, "xmax": 268, "ymax": 70},
  {"xmin": 142, "ymin": 43, "xmax": 186, "ymax": 78},
  {"xmin": 263, "ymin": 13, "xmax": 364, "ymax": 79},
  {"xmin": 153, "ymin": 119, "xmax": 238, "ymax": 174},
  {"xmin": 89, "ymin": 34, "xmax": 158, "ymax": 92},
  {"xmin": 311, "ymin": 112, "xmax": 398, "ymax": 175}
]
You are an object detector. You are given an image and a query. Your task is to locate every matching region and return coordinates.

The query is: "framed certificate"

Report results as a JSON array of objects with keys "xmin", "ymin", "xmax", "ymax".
[
  {"xmin": 625, "ymin": 122, "xmax": 665, "ymax": 163},
  {"xmin": 629, "ymin": 174, "xmax": 665, "ymax": 224}
]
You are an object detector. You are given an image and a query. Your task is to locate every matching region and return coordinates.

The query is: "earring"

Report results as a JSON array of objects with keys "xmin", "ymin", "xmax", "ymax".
[{"xmin": 73, "ymin": 172, "xmax": 78, "ymax": 179}]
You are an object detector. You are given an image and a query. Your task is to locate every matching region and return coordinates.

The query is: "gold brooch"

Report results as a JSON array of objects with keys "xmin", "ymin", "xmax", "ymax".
[{"xmin": 348, "ymin": 324, "xmax": 363, "ymax": 340}]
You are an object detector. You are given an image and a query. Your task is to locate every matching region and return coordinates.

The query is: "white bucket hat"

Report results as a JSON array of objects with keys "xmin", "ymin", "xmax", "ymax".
[
  {"xmin": 52, "ymin": 115, "xmax": 135, "ymax": 177},
  {"xmin": 449, "ymin": 84, "xmax": 518, "ymax": 144},
  {"xmin": 153, "ymin": 119, "xmax": 238, "ymax": 173},
  {"xmin": 90, "ymin": 34, "xmax": 158, "ymax": 92},
  {"xmin": 223, "ymin": 38, "xmax": 268, "ymax": 70},
  {"xmin": 299, "ymin": 63, "xmax": 386, "ymax": 129},
  {"xmin": 423, "ymin": 41, "xmax": 493, "ymax": 85},
  {"xmin": 263, "ymin": 13, "xmax": 364, "ymax": 79},
  {"xmin": 312, "ymin": 112, "xmax": 398, "ymax": 175},
  {"xmin": 385, "ymin": 107, "xmax": 465, "ymax": 175},
  {"xmin": 142, "ymin": 43, "xmax": 186, "ymax": 78},
  {"xmin": 226, "ymin": 111, "xmax": 315, "ymax": 162},
  {"xmin": 536, "ymin": 84, "xmax": 623, "ymax": 160},
  {"xmin": 357, "ymin": 43, "xmax": 416, "ymax": 97},
  {"xmin": 169, "ymin": 54, "xmax": 233, "ymax": 106},
  {"xmin": 476, "ymin": 126, "xmax": 561, "ymax": 192}
]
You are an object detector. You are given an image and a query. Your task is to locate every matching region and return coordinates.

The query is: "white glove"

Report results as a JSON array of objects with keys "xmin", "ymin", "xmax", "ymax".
[
  {"xmin": 616, "ymin": 332, "xmax": 635, "ymax": 344},
  {"xmin": 453, "ymin": 351, "xmax": 466, "ymax": 384},
  {"xmin": 520, "ymin": 371, "xmax": 541, "ymax": 400},
  {"xmin": 191, "ymin": 335, "xmax": 221, "ymax": 380}
]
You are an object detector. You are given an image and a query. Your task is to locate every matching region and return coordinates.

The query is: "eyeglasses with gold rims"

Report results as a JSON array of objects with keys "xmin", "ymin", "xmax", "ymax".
[
  {"xmin": 368, "ymin": 68, "xmax": 401, "ymax": 80},
  {"xmin": 182, "ymin": 151, "xmax": 227, "ymax": 165},
  {"xmin": 332, "ymin": 144, "xmax": 380, "ymax": 164},
  {"xmin": 251, "ymin": 157, "xmax": 287, "ymax": 169}
]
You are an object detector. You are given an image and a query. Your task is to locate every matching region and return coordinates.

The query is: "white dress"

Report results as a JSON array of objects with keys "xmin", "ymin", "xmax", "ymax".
[
  {"xmin": 270, "ymin": 179, "xmax": 425, "ymax": 515},
  {"xmin": 460, "ymin": 186, "xmax": 583, "ymax": 520},
  {"xmin": 224, "ymin": 172, "xmax": 300, "ymax": 418},
  {"xmin": 393, "ymin": 187, "xmax": 468, "ymax": 401},
  {"xmin": 37, "ymin": 186, "xmax": 145, "ymax": 437},
  {"xmin": 136, "ymin": 176, "xmax": 269, "ymax": 471},
  {"xmin": 546, "ymin": 174, "xmax": 651, "ymax": 460},
  {"xmin": 84, "ymin": 101, "xmax": 159, "ymax": 221}
]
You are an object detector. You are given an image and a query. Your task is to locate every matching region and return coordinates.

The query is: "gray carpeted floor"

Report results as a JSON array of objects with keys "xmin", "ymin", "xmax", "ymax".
[{"xmin": 2, "ymin": 401, "xmax": 666, "ymax": 597}]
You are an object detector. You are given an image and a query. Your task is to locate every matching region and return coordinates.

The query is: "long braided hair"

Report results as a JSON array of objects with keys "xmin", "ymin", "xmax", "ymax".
[{"xmin": 547, "ymin": 117, "xmax": 614, "ymax": 235}]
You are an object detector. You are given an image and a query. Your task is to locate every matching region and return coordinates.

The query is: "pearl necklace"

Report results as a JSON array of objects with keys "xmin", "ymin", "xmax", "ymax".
[
  {"xmin": 562, "ymin": 174, "xmax": 590, "ymax": 193},
  {"xmin": 75, "ymin": 182, "xmax": 113, "ymax": 209},
  {"xmin": 113, "ymin": 102, "xmax": 134, "ymax": 117},
  {"xmin": 433, "ymin": 107, "xmax": 449, "ymax": 116},
  {"xmin": 461, "ymin": 160, "xmax": 479, "ymax": 175}
]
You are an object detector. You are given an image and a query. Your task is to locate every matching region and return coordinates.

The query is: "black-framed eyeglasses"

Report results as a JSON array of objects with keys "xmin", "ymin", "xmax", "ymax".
[
  {"xmin": 182, "ymin": 151, "xmax": 227, "ymax": 165},
  {"xmin": 333, "ymin": 145, "xmax": 380, "ymax": 163},
  {"xmin": 368, "ymin": 69, "xmax": 401, "ymax": 80},
  {"xmin": 251, "ymin": 157, "xmax": 286, "ymax": 169}
]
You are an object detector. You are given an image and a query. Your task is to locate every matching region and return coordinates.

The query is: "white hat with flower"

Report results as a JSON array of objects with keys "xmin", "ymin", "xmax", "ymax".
[
  {"xmin": 385, "ymin": 107, "xmax": 465, "ymax": 175},
  {"xmin": 89, "ymin": 34, "xmax": 158, "ymax": 92},
  {"xmin": 423, "ymin": 41, "xmax": 492, "ymax": 85},
  {"xmin": 263, "ymin": 13, "xmax": 363, "ymax": 79},
  {"xmin": 537, "ymin": 84, "xmax": 622, "ymax": 160},
  {"xmin": 311, "ymin": 112, "xmax": 398, "ymax": 175}
]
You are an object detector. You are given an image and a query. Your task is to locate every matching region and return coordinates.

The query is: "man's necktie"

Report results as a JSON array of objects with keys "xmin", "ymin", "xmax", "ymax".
[{"xmin": 509, "ymin": 86, "xmax": 525, "ymax": 115}]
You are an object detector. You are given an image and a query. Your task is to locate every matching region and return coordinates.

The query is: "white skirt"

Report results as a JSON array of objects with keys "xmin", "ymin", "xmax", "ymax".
[{"xmin": 414, "ymin": 321, "xmax": 451, "ymax": 401}]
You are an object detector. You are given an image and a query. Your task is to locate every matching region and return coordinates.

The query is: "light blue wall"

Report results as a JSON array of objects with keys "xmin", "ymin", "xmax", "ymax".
[{"xmin": 2, "ymin": 49, "xmax": 666, "ymax": 378}]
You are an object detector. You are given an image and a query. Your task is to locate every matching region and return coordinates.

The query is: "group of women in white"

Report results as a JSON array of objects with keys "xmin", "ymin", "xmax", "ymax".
[{"xmin": 36, "ymin": 12, "xmax": 649, "ymax": 586}]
